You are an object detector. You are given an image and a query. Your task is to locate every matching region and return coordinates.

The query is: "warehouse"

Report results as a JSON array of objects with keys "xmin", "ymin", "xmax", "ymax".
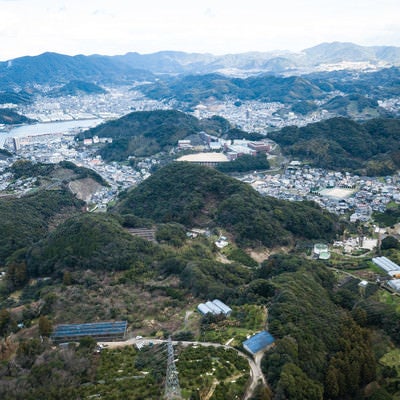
[
  {"xmin": 372, "ymin": 256, "xmax": 400, "ymax": 274},
  {"xmin": 243, "ymin": 331, "xmax": 275, "ymax": 355},
  {"xmin": 51, "ymin": 321, "xmax": 128, "ymax": 343},
  {"xmin": 197, "ymin": 299, "xmax": 232, "ymax": 316}
]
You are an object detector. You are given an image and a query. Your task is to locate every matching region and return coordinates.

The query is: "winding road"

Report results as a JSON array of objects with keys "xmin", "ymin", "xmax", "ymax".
[{"xmin": 98, "ymin": 336, "xmax": 268, "ymax": 400}]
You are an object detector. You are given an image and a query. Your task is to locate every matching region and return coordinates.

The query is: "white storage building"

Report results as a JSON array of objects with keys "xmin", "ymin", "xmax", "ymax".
[
  {"xmin": 372, "ymin": 257, "xmax": 400, "ymax": 274},
  {"xmin": 197, "ymin": 299, "xmax": 232, "ymax": 316}
]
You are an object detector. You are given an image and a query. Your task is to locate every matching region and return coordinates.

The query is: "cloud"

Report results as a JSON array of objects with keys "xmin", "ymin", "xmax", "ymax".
[{"xmin": 204, "ymin": 8, "xmax": 214, "ymax": 18}]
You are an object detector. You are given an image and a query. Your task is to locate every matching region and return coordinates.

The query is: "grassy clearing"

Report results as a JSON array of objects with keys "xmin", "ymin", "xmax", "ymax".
[
  {"xmin": 380, "ymin": 348, "xmax": 400, "ymax": 370},
  {"xmin": 377, "ymin": 290, "xmax": 400, "ymax": 309},
  {"xmin": 200, "ymin": 304, "xmax": 267, "ymax": 345}
]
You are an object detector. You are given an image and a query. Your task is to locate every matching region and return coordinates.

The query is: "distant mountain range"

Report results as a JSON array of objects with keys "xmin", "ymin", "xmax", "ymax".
[{"xmin": 1, "ymin": 42, "xmax": 400, "ymax": 90}]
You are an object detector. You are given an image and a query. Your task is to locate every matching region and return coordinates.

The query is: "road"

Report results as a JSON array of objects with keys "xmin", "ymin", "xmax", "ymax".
[{"xmin": 98, "ymin": 337, "xmax": 268, "ymax": 400}]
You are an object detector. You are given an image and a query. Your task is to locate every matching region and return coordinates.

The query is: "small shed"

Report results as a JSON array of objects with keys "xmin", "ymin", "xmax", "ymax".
[{"xmin": 388, "ymin": 279, "xmax": 400, "ymax": 292}]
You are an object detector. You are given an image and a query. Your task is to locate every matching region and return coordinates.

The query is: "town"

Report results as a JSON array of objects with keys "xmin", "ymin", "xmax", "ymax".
[{"xmin": 1, "ymin": 88, "xmax": 400, "ymax": 219}]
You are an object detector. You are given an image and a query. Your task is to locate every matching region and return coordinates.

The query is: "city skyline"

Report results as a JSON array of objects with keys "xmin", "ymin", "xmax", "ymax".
[{"xmin": 0, "ymin": 0, "xmax": 399, "ymax": 61}]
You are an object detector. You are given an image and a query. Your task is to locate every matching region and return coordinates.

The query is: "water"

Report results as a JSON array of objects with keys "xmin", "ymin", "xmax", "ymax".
[{"xmin": 0, "ymin": 118, "xmax": 103, "ymax": 147}]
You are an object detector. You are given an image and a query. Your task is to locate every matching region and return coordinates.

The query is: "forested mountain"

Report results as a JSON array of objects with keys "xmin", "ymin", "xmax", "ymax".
[
  {"xmin": 0, "ymin": 189, "xmax": 83, "ymax": 265},
  {"xmin": 308, "ymin": 66, "xmax": 400, "ymax": 99},
  {"xmin": 25, "ymin": 213, "xmax": 159, "ymax": 277},
  {"xmin": 0, "ymin": 159, "xmax": 111, "ymax": 265},
  {"xmin": 116, "ymin": 162, "xmax": 339, "ymax": 247},
  {"xmin": 138, "ymin": 73, "xmax": 330, "ymax": 106},
  {"xmin": 0, "ymin": 90, "xmax": 33, "ymax": 105},
  {"xmin": 0, "ymin": 108, "xmax": 34, "ymax": 124},
  {"xmin": 48, "ymin": 80, "xmax": 107, "ymax": 97},
  {"xmin": 261, "ymin": 255, "xmax": 378, "ymax": 399},
  {"xmin": 269, "ymin": 117, "xmax": 400, "ymax": 175},
  {"xmin": 0, "ymin": 52, "xmax": 153, "ymax": 89},
  {"xmin": 322, "ymin": 94, "xmax": 389, "ymax": 118},
  {"xmin": 136, "ymin": 67, "xmax": 400, "ymax": 115},
  {"xmin": 78, "ymin": 110, "xmax": 249, "ymax": 160}
]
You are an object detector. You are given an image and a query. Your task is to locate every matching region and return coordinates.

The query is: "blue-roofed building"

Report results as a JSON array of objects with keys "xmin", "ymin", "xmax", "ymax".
[
  {"xmin": 243, "ymin": 331, "xmax": 275, "ymax": 355},
  {"xmin": 51, "ymin": 321, "xmax": 127, "ymax": 343}
]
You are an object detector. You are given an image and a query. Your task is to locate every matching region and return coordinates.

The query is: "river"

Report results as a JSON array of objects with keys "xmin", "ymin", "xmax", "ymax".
[{"xmin": 0, "ymin": 118, "xmax": 103, "ymax": 148}]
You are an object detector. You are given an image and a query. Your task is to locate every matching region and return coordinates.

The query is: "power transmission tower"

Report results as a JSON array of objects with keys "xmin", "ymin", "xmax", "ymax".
[{"xmin": 164, "ymin": 337, "xmax": 182, "ymax": 400}]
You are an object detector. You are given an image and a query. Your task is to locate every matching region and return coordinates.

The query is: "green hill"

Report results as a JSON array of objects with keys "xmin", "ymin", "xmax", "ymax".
[
  {"xmin": 25, "ymin": 213, "xmax": 158, "ymax": 277},
  {"xmin": 322, "ymin": 94, "xmax": 389, "ymax": 119},
  {"xmin": 48, "ymin": 80, "xmax": 107, "ymax": 97},
  {"xmin": 78, "ymin": 110, "xmax": 249, "ymax": 160},
  {"xmin": 8, "ymin": 159, "xmax": 108, "ymax": 186},
  {"xmin": 0, "ymin": 90, "xmax": 33, "ymax": 105},
  {"xmin": 116, "ymin": 162, "xmax": 339, "ymax": 247},
  {"xmin": 0, "ymin": 109, "xmax": 34, "ymax": 125},
  {"xmin": 0, "ymin": 190, "xmax": 84, "ymax": 265},
  {"xmin": 269, "ymin": 117, "xmax": 400, "ymax": 174},
  {"xmin": 139, "ymin": 73, "xmax": 329, "ymax": 106}
]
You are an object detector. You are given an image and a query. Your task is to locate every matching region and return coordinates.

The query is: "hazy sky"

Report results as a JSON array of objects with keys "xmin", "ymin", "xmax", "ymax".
[{"xmin": 1, "ymin": 0, "xmax": 399, "ymax": 60}]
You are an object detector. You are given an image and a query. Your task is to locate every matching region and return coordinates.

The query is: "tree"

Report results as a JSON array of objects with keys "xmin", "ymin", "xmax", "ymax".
[
  {"xmin": 381, "ymin": 235, "xmax": 400, "ymax": 250},
  {"xmin": 38, "ymin": 315, "xmax": 53, "ymax": 337},
  {"xmin": 275, "ymin": 363, "xmax": 323, "ymax": 400},
  {"xmin": 0, "ymin": 309, "xmax": 15, "ymax": 337},
  {"xmin": 5, "ymin": 262, "xmax": 28, "ymax": 292},
  {"xmin": 63, "ymin": 270, "xmax": 72, "ymax": 285}
]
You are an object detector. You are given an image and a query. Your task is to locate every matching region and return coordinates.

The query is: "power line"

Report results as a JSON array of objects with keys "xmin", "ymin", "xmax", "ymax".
[{"xmin": 164, "ymin": 337, "xmax": 182, "ymax": 400}]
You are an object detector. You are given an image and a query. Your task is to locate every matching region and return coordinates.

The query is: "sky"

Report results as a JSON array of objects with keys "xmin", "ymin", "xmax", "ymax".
[{"xmin": 0, "ymin": 0, "xmax": 399, "ymax": 61}]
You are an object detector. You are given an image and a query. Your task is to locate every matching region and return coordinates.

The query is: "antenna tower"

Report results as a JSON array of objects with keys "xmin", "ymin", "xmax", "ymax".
[{"xmin": 164, "ymin": 337, "xmax": 182, "ymax": 400}]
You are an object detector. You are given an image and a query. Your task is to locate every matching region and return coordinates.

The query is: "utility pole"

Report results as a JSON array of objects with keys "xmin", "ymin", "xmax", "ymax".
[{"xmin": 164, "ymin": 337, "xmax": 182, "ymax": 400}]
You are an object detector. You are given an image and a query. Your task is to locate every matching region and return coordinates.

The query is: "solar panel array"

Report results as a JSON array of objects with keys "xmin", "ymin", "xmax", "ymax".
[{"xmin": 52, "ymin": 321, "xmax": 127, "ymax": 341}]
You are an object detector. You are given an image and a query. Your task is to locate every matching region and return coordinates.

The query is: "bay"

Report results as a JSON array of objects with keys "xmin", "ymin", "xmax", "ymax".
[{"xmin": 0, "ymin": 118, "xmax": 103, "ymax": 147}]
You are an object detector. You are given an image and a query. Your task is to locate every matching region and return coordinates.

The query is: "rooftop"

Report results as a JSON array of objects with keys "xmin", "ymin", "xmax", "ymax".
[
  {"xmin": 243, "ymin": 331, "xmax": 275, "ymax": 355},
  {"xmin": 51, "ymin": 321, "xmax": 127, "ymax": 341},
  {"xmin": 176, "ymin": 152, "xmax": 229, "ymax": 163}
]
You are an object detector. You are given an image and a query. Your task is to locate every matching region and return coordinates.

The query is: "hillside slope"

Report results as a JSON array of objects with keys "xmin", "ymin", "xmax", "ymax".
[
  {"xmin": 79, "ymin": 110, "xmax": 247, "ymax": 160},
  {"xmin": 26, "ymin": 213, "xmax": 158, "ymax": 277},
  {"xmin": 116, "ymin": 162, "xmax": 339, "ymax": 247},
  {"xmin": 269, "ymin": 117, "xmax": 400, "ymax": 174},
  {"xmin": 0, "ymin": 189, "xmax": 84, "ymax": 265}
]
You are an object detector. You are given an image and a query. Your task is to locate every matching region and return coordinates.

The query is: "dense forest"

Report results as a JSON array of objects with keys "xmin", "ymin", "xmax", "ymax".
[
  {"xmin": 138, "ymin": 73, "xmax": 329, "ymax": 106},
  {"xmin": 261, "ymin": 255, "xmax": 379, "ymax": 399},
  {"xmin": 48, "ymin": 80, "xmax": 107, "ymax": 97},
  {"xmin": 0, "ymin": 189, "xmax": 83, "ymax": 266},
  {"xmin": 269, "ymin": 117, "xmax": 400, "ymax": 174},
  {"xmin": 116, "ymin": 162, "xmax": 340, "ymax": 247}
]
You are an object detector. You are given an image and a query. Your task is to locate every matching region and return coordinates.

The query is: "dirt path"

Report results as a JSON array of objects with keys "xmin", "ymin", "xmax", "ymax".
[{"xmin": 99, "ymin": 337, "xmax": 269, "ymax": 399}]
